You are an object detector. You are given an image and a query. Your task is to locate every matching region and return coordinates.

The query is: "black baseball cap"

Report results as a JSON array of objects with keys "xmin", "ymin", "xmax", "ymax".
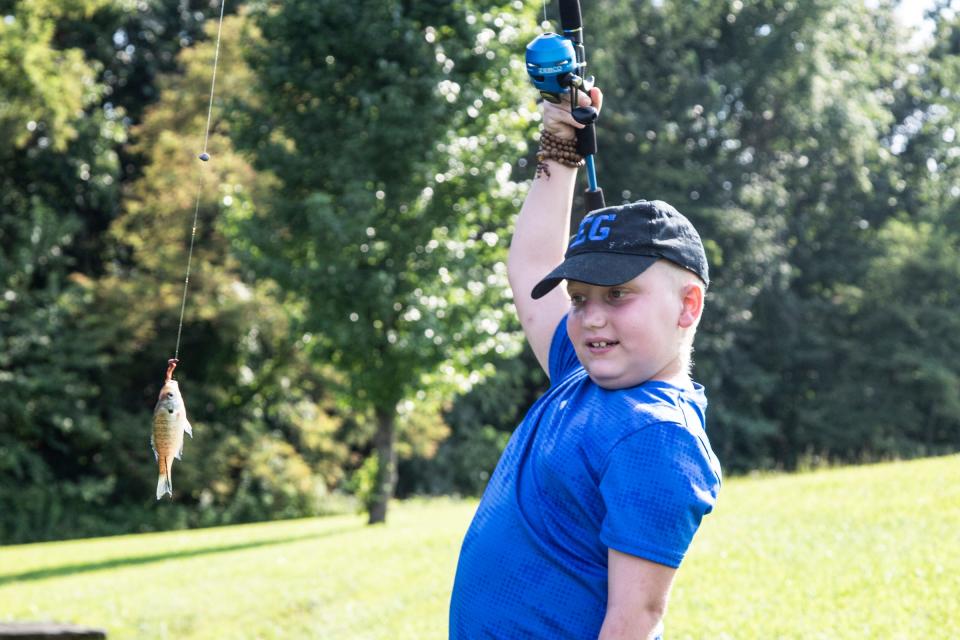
[{"xmin": 531, "ymin": 200, "xmax": 709, "ymax": 299}]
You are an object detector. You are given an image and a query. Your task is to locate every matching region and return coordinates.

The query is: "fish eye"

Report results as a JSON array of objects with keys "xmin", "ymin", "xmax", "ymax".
[{"xmin": 166, "ymin": 392, "xmax": 174, "ymax": 398}]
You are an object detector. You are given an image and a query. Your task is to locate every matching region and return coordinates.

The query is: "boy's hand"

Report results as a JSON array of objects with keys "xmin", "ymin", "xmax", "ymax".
[{"xmin": 541, "ymin": 87, "xmax": 603, "ymax": 141}]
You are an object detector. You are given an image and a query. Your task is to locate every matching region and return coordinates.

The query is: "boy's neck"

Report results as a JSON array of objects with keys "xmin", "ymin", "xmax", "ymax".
[
  {"xmin": 652, "ymin": 372, "xmax": 694, "ymax": 390},
  {"xmin": 650, "ymin": 358, "xmax": 694, "ymax": 390}
]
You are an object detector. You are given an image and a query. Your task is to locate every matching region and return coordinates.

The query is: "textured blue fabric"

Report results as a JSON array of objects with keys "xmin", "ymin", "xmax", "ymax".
[{"xmin": 449, "ymin": 319, "xmax": 721, "ymax": 639}]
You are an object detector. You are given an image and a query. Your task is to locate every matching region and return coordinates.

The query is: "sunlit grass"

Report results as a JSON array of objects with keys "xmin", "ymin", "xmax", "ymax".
[
  {"xmin": 1, "ymin": 455, "xmax": 958, "ymax": 639},
  {"xmin": 0, "ymin": 498, "xmax": 468, "ymax": 639},
  {"xmin": 670, "ymin": 454, "xmax": 960, "ymax": 639}
]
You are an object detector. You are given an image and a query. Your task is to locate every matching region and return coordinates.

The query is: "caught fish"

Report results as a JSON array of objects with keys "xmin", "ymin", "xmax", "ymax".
[{"xmin": 151, "ymin": 359, "xmax": 193, "ymax": 499}]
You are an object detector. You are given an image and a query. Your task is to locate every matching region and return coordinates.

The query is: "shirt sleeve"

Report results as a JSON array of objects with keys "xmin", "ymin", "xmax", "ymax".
[
  {"xmin": 547, "ymin": 316, "xmax": 581, "ymax": 383},
  {"xmin": 598, "ymin": 422, "xmax": 721, "ymax": 568}
]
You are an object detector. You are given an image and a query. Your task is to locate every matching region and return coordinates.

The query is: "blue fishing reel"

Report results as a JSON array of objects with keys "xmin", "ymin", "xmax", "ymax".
[
  {"xmin": 525, "ymin": 0, "xmax": 604, "ymax": 211},
  {"xmin": 526, "ymin": 34, "xmax": 578, "ymax": 98},
  {"xmin": 525, "ymin": 33, "xmax": 597, "ymax": 125}
]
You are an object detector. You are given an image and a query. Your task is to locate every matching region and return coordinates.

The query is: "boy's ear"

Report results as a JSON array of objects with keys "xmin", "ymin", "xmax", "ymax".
[{"xmin": 678, "ymin": 283, "xmax": 704, "ymax": 329}]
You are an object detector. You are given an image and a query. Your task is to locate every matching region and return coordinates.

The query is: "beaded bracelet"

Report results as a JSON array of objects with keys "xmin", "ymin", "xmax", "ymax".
[{"xmin": 535, "ymin": 130, "xmax": 585, "ymax": 178}]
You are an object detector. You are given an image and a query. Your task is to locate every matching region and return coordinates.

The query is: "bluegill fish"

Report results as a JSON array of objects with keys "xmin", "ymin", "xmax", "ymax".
[{"xmin": 151, "ymin": 360, "xmax": 192, "ymax": 499}]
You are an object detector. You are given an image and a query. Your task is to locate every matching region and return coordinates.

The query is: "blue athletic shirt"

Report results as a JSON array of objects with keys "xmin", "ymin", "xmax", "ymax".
[{"xmin": 449, "ymin": 319, "xmax": 722, "ymax": 639}]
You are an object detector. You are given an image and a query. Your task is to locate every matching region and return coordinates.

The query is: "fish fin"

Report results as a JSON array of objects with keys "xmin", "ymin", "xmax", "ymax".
[
  {"xmin": 156, "ymin": 473, "xmax": 173, "ymax": 500},
  {"xmin": 184, "ymin": 419, "xmax": 193, "ymax": 438},
  {"xmin": 176, "ymin": 441, "xmax": 183, "ymax": 460},
  {"xmin": 150, "ymin": 434, "xmax": 158, "ymax": 460}
]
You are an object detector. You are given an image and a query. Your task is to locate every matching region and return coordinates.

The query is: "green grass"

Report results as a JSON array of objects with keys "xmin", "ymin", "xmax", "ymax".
[{"xmin": 1, "ymin": 455, "xmax": 958, "ymax": 639}]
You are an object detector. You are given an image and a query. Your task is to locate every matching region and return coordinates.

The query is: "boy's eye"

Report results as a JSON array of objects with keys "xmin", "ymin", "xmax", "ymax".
[
  {"xmin": 609, "ymin": 289, "xmax": 627, "ymax": 300},
  {"xmin": 569, "ymin": 293, "xmax": 586, "ymax": 307}
]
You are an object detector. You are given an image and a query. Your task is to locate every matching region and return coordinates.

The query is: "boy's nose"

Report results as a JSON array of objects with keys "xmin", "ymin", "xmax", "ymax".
[{"xmin": 581, "ymin": 300, "xmax": 607, "ymax": 328}]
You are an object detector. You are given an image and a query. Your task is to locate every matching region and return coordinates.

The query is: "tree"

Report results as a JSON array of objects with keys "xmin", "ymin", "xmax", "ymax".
[
  {"xmin": 95, "ymin": 12, "xmax": 354, "ymax": 529},
  {"xmin": 0, "ymin": 0, "xmax": 122, "ymax": 542},
  {"xmin": 0, "ymin": 4, "xmax": 352, "ymax": 542},
  {"xmin": 816, "ymin": 5, "xmax": 960, "ymax": 462},
  {"xmin": 398, "ymin": 345, "xmax": 545, "ymax": 497},
  {"xmin": 584, "ymin": 0, "xmax": 911, "ymax": 470},
  {"xmin": 232, "ymin": 0, "xmax": 536, "ymax": 522}
]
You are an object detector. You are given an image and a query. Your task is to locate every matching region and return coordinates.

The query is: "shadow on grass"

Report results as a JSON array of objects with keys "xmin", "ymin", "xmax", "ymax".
[{"xmin": 0, "ymin": 525, "xmax": 362, "ymax": 586}]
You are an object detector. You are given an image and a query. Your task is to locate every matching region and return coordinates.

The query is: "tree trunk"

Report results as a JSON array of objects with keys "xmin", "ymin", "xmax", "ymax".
[{"xmin": 367, "ymin": 406, "xmax": 397, "ymax": 524}]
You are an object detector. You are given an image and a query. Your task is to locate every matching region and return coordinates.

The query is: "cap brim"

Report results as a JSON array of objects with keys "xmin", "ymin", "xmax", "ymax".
[{"xmin": 530, "ymin": 253, "xmax": 659, "ymax": 299}]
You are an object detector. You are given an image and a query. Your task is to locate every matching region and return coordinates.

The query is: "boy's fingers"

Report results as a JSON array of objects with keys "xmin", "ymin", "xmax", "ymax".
[
  {"xmin": 589, "ymin": 87, "xmax": 603, "ymax": 113},
  {"xmin": 540, "ymin": 85, "xmax": 605, "ymax": 134},
  {"xmin": 576, "ymin": 87, "xmax": 603, "ymax": 112},
  {"xmin": 542, "ymin": 100, "xmax": 585, "ymax": 130},
  {"xmin": 566, "ymin": 87, "xmax": 602, "ymax": 117}
]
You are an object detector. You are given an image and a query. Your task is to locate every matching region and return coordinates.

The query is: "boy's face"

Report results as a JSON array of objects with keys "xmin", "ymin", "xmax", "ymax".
[{"xmin": 565, "ymin": 261, "xmax": 687, "ymax": 389}]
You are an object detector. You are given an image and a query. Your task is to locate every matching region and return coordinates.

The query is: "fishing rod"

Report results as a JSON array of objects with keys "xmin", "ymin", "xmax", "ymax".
[{"xmin": 525, "ymin": 0, "xmax": 605, "ymax": 212}]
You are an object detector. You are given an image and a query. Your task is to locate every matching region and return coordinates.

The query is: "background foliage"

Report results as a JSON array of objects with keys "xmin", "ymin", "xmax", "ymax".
[{"xmin": 2, "ymin": 0, "xmax": 960, "ymax": 542}]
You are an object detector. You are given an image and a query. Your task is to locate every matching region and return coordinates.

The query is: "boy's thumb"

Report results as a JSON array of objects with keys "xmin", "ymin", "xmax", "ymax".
[{"xmin": 588, "ymin": 87, "xmax": 603, "ymax": 113}]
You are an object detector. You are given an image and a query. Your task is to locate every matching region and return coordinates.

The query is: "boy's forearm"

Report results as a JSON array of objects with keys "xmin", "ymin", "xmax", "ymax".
[
  {"xmin": 507, "ymin": 159, "xmax": 578, "ymax": 287},
  {"xmin": 597, "ymin": 608, "xmax": 664, "ymax": 640}
]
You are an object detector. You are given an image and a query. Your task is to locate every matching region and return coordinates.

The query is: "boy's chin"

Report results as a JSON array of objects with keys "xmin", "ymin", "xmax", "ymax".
[{"xmin": 585, "ymin": 369, "xmax": 650, "ymax": 390}]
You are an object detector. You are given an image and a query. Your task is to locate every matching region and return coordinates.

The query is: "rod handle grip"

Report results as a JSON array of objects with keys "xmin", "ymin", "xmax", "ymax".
[
  {"xmin": 584, "ymin": 187, "xmax": 606, "ymax": 212},
  {"xmin": 576, "ymin": 121, "xmax": 598, "ymax": 158},
  {"xmin": 558, "ymin": 0, "xmax": 584, "ymax": 34}
]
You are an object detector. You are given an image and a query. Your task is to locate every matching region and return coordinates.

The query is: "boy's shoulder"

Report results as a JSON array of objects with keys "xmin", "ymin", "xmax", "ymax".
[
  {"xmin": 590, "ymin": 379, "xmax": 707, "ymax": 433},
  {"xmin": 554, "ymin": 377, "xmax": 710, "ymax": 460},
  {"xmin": 594, "ymin": 382, "xmax": 721, "ymax": 485}
]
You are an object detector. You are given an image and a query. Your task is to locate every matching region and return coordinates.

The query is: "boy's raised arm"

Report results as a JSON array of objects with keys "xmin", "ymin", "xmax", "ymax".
[
  {"xmin": 508, "ymin": 88, "xmax": 602, "ymax": 374},
  {"xmin": 507, "ymin": 158, "xmax": 577, "ymax": 373}
]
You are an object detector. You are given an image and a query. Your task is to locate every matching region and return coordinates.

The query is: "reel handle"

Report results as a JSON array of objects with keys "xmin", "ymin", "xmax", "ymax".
[{"xmin": 572, "ymin": 106, "xmax": 598, "ymax": 125}]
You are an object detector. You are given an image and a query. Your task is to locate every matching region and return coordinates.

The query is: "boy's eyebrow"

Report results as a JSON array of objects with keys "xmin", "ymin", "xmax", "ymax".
[{"xmin": 565, "ymin": 282, "xmax": 634, "ymax": 295}]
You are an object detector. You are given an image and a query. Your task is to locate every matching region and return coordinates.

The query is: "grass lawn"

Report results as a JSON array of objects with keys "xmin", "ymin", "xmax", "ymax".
[{"xmin": 1, "ymin": 454, "xmax": 958, "ymax": 639}]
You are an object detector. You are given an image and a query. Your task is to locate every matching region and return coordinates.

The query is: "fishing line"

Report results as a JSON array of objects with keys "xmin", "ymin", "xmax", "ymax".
[{"xmin": 173, "ymin": 0, "xmax": 228, "ymax": 363}]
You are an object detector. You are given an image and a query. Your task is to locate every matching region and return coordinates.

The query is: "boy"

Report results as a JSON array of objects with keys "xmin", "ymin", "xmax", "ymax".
[{"xmin": 449, "ymin": 87, "xmax": 722, "ymax": 639}]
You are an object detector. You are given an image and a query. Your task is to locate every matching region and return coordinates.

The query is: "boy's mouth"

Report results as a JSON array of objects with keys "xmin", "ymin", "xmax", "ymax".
[{"xmin": 586, "ymin": 339, "xmax": 619, "ymax": 350}]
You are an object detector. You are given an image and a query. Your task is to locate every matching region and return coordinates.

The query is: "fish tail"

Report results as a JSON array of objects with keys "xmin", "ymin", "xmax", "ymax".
[
  {"xmin": 156, "ymin": 473, "xmax": 173, "ymax": 500},
  {"xmin": 156, "ymin": 457, "xmax": 173, "ymax": 500}
]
